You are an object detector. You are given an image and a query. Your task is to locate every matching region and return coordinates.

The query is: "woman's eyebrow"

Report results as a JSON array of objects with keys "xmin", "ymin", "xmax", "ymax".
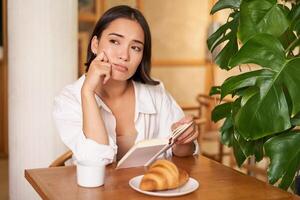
[
  {"xmin": 133, "ymin": 39, "xmax": 144, "ymax": 46},
  {"xmin": 108, "ymin": 32, "xmax": 144, "ymax": 46},
  {"xmin": 108, "ymin": 32, "xmax": 124, "ymax": 38}
]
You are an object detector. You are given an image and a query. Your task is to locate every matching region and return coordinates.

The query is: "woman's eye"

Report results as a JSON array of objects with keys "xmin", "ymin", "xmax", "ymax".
[
  {"xmin": 109, "ymin": 39, "xmax": 119, "ymax": 45},
  {"xmin": 132, "ymin": 46, "xmax": 142, "ymax": 52}
]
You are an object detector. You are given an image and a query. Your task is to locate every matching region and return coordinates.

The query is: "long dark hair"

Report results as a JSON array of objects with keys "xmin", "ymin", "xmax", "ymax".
[{"xmin": 85, "ymin": 5, "xmax": 159, "ymax": 85}]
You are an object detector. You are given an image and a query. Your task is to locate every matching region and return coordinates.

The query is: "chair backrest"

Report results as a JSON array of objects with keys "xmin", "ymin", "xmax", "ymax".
[
  {"xmin": 181, "ymin": 104, "xmax": 207, "ymax": 144},
  {"xmin": 49, "ymin": 150, "xmax": 73, "ymax": 167},
  {"xmin": 181, "ymin": 94, "xmax": 234, "ymax": 163},
  {"xmin": 196, "ymin": 94, "xmax": 232, "ymax": 132}
]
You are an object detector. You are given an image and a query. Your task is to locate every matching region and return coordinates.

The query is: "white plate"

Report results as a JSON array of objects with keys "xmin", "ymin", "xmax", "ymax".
[{"xmin": 129, "ymin": 175, "xmax": 199, "ymax": 197}]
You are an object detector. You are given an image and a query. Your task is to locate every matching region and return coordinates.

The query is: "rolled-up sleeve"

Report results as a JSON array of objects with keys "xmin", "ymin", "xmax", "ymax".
[{"xmin": 53, "ymin": 89, "xmax": 116, "ymax": 164}]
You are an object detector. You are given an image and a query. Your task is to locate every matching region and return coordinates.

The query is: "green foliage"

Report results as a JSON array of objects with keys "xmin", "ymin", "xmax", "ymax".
[
  {"xmin": 238, "ymin": 0, "xmax": 289, "ymax": 43},
  {"xmin": 208, "ymin": 0, "xmax": 300, "ymax": 191},
  {"xmin": 210, "ymin": 0, "xmax": 241, "ymax": 14},
  {"xmin": 207, "ymin": 11, "xmax": 240, "ymax": 69},
  {"xmin": 265, "ymin": 131, "xmax": 300, "ymax": 190}
]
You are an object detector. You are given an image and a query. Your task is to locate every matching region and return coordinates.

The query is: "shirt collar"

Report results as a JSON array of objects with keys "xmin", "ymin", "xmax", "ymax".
[
  {"xmin": 77, "ymin": 75, "xmax": 156, "ymax": 115},
  {"xmin": 95, "ymin": 95, "xmax": 112, "ymax": 113},
  {"xmin": 133, "ymin": 81, "xmax": 157, "ymax": 115}
]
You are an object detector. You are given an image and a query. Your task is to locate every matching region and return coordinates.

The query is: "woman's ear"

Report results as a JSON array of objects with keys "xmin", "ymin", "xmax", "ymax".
[{"xmin": 91, "ymin": 36, "xmax": 99, "ymax": 55}]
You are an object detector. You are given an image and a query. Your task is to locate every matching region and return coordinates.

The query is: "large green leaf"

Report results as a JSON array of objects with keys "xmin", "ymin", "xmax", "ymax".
[
  {"xmin": 232, "ymin": 133, "xmax": 247, "ymax": 167},
  {"xmin": 228, "ymin": 34, "xmax": 296, "ymax": 140},
  {"xmin": 220, "ymin": 117, "xmax": 234, "ymax": 147},
  {"xmin": 220, "ymin": 69, "xmax": 274, "ymax": 99},
  {"xmin": 279, "ymin": 5, "xmax": 297, "ymax": 52},
  {"xmin": 207, "ymin": 12, "xmax": 239, "ymax": 70},
  {"xmin": 228, "ymin": 34, "xmax": 300, "ymax": 138},
  {"xmin": 239, "ymin": 0, "xmax": 289, "ymax": 43},
  {"xmin": 240, "ymin": 87, "xmax": 259, "ymax": 107},
  {"xmin": 264, "ymin": 131, "xmax": 300, "ymax": 189},
  {"xmin": 281, "ymin": 58, "xmax": 300, "ymax": 115},
  {"xmin": 278, "ymin": 29, "xmax": 297, "ymax": 50},
  {"xmin": 211, "ymin": 102, "xmax": 232, "ymax": 122},
  {"xmin": 210, "ymin": 0, "xmax": 241, "ymax": 14},
  {"xmin": 285, "ymin": 37, "xmax": 300, "ymax": 54},
  {"xmin": 214, "ymin": 39, "xmax": 238, "ymax": 70},
  {"xmin": 209, "ymin": 86, "xmax": 221, "ymax": 95},
  {"xmin": 283, "ymin": 87, "xmax": 293, "ymax": 116},
  {"xmin": 207, "ymin": 17, "xmax": 237, "ymax": 52},
  {"xmin": 229, "ymin": 34, "xmax": 285, "ymax": 71},
  {"xmin": 220, "ymin": 99, "xmax": 264, "ymax": 166},
  {"xmin": 230, "ymin": 35, "xmax": 300, "ymax": 115},
  {"xmin": 227, "ymin": 99, "xmax": 246, "ymax": 166},
  {"xmin": 289, "ymin": 2, "xmax": 300, "ymax": 35},
  {"xmin": 234, "ymin": 131, "xmax": 264, "ymax": 162},
  {"xmin": 220, "ymin": 98, "xmax": 242, "ymax": 148},
  {"xmin": 235, "ymin": 85, "xmax": 291, "ymax": 140}
]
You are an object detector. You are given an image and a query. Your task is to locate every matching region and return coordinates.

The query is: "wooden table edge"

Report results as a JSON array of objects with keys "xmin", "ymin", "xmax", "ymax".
[
  {"xmin": 25, "ymin": 169, "xmax": 49, "ymax": 200},
  {"xmin": 23, "ymin": 157, "xmax": 300, "ymax": 200}
]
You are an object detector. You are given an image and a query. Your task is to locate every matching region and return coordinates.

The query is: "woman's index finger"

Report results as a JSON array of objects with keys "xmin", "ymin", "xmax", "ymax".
[
  {"xmin": 94, "ymin": 52, "xmax": 104, "ymax": 61},
  {"xmin": 102, "ymin": 51, "xmax": 109, "ymax": 63}
]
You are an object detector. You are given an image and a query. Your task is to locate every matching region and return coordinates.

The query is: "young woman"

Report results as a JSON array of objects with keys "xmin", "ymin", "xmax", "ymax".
[{"xmin": 53, "ymin": 5, "xmax": 199, "ymax": 164}]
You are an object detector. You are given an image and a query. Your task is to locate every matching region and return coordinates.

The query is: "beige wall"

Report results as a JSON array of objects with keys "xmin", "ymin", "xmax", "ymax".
[
  {"xmin": 105, "ymin": 0, "xmax": 137, "ymax": 8},
  {"xmin": 143, "ymin": 0, "xmax": 210, "ymax": 61},
  {"xmin": 141, "ymin": 0, "xmax": 210, "ymax": 107},
  {"xmin": 152, "ymin": 66, "xmax": 207, "ymax": 106}
]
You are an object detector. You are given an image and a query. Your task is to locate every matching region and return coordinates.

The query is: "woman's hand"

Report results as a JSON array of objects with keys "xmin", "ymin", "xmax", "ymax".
[
  {"xmin": 82, "ymin": 51, "xmax": 111, "ymax": 94},
  {"xmin": 81, "ymin": 51, "xmax": 110, "ymax": 145},
  {"xmin": 171, "ymin": 116, "xmax": 198, "ymax": 157},
  {"xmin": 171, "ymin": 116, "xmax": 198, "ymax": 145}
]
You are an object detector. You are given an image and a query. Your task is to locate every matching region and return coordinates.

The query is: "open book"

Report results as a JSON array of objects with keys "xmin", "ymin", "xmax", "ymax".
[{"xmin": 116, "ymin": 122, "xmax": 193, "ymax": 169}]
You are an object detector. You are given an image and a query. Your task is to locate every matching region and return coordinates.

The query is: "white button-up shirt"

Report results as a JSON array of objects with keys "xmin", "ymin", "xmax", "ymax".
[{"xmin": 53, "ymin": 75, "xmax": 199, "ymax": 164}]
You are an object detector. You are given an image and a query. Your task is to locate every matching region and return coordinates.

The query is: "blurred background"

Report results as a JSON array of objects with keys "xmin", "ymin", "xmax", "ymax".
[
  {"xmin": 76, "ymin": 0, "xmax": 237, "ymax": 106},
  {"xmin": 0, "ymin": 0, "xmax": 266, "ymax": 199}
]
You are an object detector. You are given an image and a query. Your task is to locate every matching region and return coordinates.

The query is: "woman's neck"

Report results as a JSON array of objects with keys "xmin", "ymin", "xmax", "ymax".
[{"xmin": 96, "ymin": 79, "xmax": 131, "ymax": 100}]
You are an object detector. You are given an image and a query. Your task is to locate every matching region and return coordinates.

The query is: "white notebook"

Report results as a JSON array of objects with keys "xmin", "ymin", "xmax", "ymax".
[{"xmin": 116, "ymin": 122, "xmax": 193, "ymax": 169}]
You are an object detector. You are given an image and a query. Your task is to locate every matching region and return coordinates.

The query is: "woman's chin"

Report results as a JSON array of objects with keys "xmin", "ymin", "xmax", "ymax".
[
  {"xmin": 111, "ymin": 71, "xmax": 132, "ymax": 81},
  {"xmin": 110, "ymin": 74, "xmax": 130, "ymax": 82}
]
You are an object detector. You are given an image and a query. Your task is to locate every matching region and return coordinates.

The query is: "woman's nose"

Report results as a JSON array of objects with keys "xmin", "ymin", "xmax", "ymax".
[{"xmin": 118, "ymin": 46, "xmax": 129, "ymax": 61}]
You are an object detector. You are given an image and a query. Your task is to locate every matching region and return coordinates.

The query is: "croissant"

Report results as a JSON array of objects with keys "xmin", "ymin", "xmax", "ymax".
[{"xmin": 139, "ymin": 159, "xmax": 189, "ymax": 191}]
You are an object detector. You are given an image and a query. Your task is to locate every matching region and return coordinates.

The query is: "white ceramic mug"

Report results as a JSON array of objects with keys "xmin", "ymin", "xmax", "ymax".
[{"xmin": 76, "ymin": 160, "xmax": 106, "ymax": 187}]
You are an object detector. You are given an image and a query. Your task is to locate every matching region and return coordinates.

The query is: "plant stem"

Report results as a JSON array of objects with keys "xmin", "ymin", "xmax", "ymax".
[
  {"xmin": 296, "ymin": 172, "xmax": 300, "ymax": 195},
  {"xmin": 285, "ymin": 37, "xmax": 300, "ymax": 55}
]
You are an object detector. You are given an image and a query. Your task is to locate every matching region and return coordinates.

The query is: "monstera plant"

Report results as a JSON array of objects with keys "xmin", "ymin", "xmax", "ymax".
[{"xmin": 208, "ymin": 0, "xmax": 300, "ymax": 192}]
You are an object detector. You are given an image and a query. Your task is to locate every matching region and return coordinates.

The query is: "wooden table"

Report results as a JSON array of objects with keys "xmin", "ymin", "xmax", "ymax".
[{"xmin": 25, "ymin": 155, "xmax": 300, "ymax": 200}]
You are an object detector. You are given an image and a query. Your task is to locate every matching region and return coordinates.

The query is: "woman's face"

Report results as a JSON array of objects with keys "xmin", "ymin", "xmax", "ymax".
[{"xmin": 91, "ymin": 18, "xmax": 145, "ymax": 81}]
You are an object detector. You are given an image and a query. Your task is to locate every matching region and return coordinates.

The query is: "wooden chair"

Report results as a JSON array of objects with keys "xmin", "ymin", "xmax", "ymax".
[
  {"xmin": 242, "ymin": 157, "xmax": 268, "ymax": 179},
  {"xmin": 193, "ymin": 94, "xmax": 231, "ymax": 163},
  {"xmin": 49, "ymin": 150, "xmax": 73, "ymax": 167},
  {"xmin": 180, "ymin": 105, "xmax": 207, "ymax": 142},
  {"xmin": 183, "ymin": 94, "xmax": 230, "ymax": 163}
]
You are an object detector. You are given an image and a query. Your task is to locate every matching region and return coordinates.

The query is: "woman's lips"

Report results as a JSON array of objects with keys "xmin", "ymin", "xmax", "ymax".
[{"xmin": 112, "ymin": 64, "xmax": 128, "ymax": 72}]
